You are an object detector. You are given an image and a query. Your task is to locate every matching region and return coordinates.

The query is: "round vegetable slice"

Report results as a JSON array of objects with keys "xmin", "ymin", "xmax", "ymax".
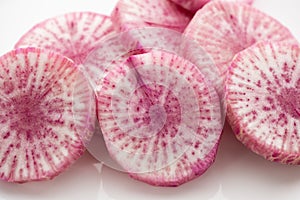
[
  {"xmin": 97, "ymin": 50, "xmax": 223, "ymax": 186},
  {"xmin": 0, "ymin": 48, "xmax": 95, "ymax": 182},
  {"xmin": 227, "ymin": 42, "xmax": 300, "ymax": 165}
]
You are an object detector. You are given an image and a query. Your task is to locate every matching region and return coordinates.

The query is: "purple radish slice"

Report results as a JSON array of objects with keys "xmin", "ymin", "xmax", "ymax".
[
  {"xmin": 170, "ymin": 0, "xmax": 254, "ymax": 13},
  {"xmin": 0, "ymin": 48, "xmax": 95, "ymax": 182},
  {"xmin": 15, "ymin": 12, "xmax": 115, "ymax": 64},
  {"xmin": 97, "ymin": 50, "xmax": 223, "ymax": 186},
  {"xmin": 110, "ymin": 0, "xmax": 192, "ymax": 33},
  {"xmin": 227, "ymin": 41, "xmax": 300, "ymax": 165},
  {"xmin": 184, "ymin": 1, "xmax": 297, "ymax": 93}
]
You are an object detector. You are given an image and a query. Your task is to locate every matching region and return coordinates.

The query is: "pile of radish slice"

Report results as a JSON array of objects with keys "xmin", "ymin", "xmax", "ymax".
[{"xmin": 0, "ymin": 0, "xmax": 299, "ymax": 187}]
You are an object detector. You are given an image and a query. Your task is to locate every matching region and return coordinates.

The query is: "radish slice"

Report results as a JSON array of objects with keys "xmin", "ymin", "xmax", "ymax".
[
  {"xmin": 184, "ymin": 1, "xmax": 297, "ymax": 91},
  {"xmin": 227, "ymin": 42, "xmax": 300, "ymax": 165},
  {"xmin": 0, "ymin": 48, "xmax": 95, "ymax": 182},
  {"xmin": 97, "ymin": 50, "xmax": 223, "ymax": 186},
  {"xmin": 15, "ymin": 12, "xmax": 115, "ymax": 64},
  {"xmin": 111, "ymin": 0, "xmax": 192, "ymax": 32}
]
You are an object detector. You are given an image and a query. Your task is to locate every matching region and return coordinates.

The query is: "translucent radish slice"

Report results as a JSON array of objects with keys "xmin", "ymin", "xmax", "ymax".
[
  {"xmin": 170, "ymin": 0, "xmax": 254, "ymax": 13},
  {"xmin": 97, "ymin": 50, "xmax": 223, "ymax": 186},
  {"xmin": 82, "ymin": 28, "xmax": 226, "ymax": 177},
  {"xmin": 83, "ymin": 27, "xmax": 223, "ymax": 100},
  {"xmin": 227, "ymin": 42, "xmax": 300, "ymax": 165},
  {"xmin": 184, "ymin": 1, "xmax": 297, "ymax": 90},
  {"xmin": 0, "ymin": 48, "xmax": 95, "ymax": 182},
  {"xmin": 15, "ymin": 12, "xmax": 115, "ymax": 64},
  {"xmin": 111, "ymin": 0, "xmax": 192, "ymax": 33}
]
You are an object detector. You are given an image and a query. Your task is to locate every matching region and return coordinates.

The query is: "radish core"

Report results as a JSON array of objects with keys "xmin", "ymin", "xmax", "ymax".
[{"xmin": 277, "ymin": 88, "xmax": 300, "ymax": 119}]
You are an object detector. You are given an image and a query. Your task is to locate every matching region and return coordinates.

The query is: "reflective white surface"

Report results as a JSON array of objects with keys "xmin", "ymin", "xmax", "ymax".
[{"xmin": 0, "ymin": 0, "xmax": 299, "ymax": 199}]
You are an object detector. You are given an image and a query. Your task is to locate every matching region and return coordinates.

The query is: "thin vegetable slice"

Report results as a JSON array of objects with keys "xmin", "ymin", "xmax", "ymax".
[
  {"xmin": 97, "ymin": 50, "xmax": 223, "ymax": 186},
  {"xmin": 227, "ymin": 42, "xmax": 300, "ymax": 165},
  {"xmin": 0, "ymin": 48, "xmax": 95, "ymax": 182}
]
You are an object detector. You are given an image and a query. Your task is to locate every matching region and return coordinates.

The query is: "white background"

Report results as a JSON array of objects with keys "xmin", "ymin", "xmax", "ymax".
[{"xmin": 0, "ymin": 0, "xmax": 299, "ymax": 200}]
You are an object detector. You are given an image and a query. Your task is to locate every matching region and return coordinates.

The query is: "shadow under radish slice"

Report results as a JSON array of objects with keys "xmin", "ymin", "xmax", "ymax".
[
  {"xmin": 15, "ymin": 12, "xmax": 115, "ymax": 64},
  {"xmin": 184, "ymin": 1, "xmax": 297, "ymax": 96},
  {"xmin": 227, "ymin": 42, "xmax": 300, "ymax": 165},
  {"xmin": 97, "ymin": 50, "xmax": 223, "ymax": 186},
  {"xmin": 0, "ymin": 48, "xmax": 95, "ymax": 182},
  {"xmin": 111, "ymin": 0, "xmax": 192, "ymax": 33}
]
